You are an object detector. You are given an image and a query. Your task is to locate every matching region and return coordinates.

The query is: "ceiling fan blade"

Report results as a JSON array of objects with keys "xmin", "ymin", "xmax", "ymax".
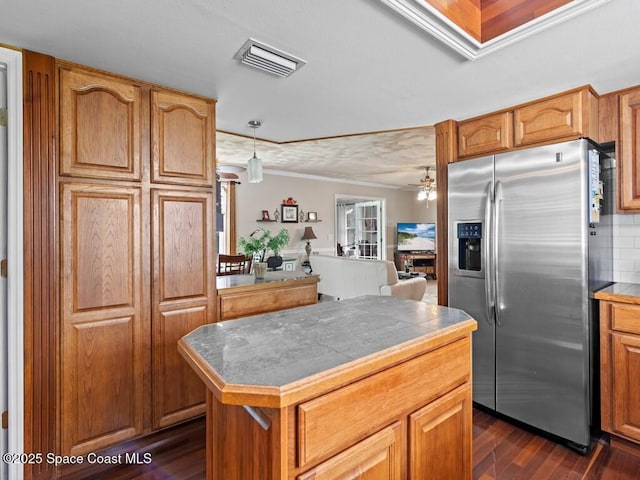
[
  {"xmin": 217, "ymin": 164, "xmax": 246, "ymax": 173},
  {"xmin": 218, "ymin": 172, "xmax": 239, "ymax": 179}
]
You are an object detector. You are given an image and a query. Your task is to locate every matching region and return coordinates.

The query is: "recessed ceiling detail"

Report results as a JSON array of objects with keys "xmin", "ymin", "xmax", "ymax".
[
  {"xmin": 233, "ymin": 38, "xmax": 307, "ymax": 77},
  {"xmin": 379, "ymin": 0, "xmax": 612, "ymax": 59}
]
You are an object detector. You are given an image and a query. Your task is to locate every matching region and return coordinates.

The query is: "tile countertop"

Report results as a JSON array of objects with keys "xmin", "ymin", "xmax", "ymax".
[
  {"xmin": 178, "ymin": 295, "xmax": 476, "ymax": 407},
  {"xmin": 594, "ymin": 283, "xmax": 640, "ymax": 305}
]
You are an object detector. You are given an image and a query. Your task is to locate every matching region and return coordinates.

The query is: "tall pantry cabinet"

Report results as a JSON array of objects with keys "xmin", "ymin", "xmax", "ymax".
[{"xmin": 57, "ymin": 64, "xmax": 216, "ymax": 455}]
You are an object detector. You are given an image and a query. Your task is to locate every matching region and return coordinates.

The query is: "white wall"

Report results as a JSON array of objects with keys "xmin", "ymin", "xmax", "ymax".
[
  {"xmin": 233, "ymin": 167, "xmax": 640, "ymax": 283},
  {"xmin": 613, "ymin": 213, "xmax": 640, "ymax": 283},
  {"xmin": 234, "ymin": 171, "xmax": 436, "ymax": 261}
]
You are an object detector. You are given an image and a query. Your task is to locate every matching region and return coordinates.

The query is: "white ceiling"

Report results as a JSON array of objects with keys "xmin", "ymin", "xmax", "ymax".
[{"xmin": 1, "ymin": 0, "xmax": 639, "ymax": 187}]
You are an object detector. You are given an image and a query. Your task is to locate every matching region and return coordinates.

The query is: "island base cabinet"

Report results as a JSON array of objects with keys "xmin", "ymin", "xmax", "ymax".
[
  {"xmin": 297, "ymin": 422, "xmax": 403, "ymax": 480},
  {"xmin": 204, "ymin": 338, "xmax": 472, "ymax": 479},
  {"xmin": 409, "ymin": 384, "xmax": 472, "ymax": 479},
  {"xmin": 207, "ymin": 394, "xmax": 279, "ymax": 480},
  {"xmin": 207, "ymin": 394, "xmax": 472, "ymax": 480}
]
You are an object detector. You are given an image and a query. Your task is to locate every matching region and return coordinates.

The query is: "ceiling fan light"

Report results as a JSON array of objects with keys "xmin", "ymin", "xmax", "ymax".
[
  {"xmin": 248, "ymin": 153, "xmax": 263, "ymax": 183},
  {"xmin": 427, "ymin": 190, "xmax": 437, "ymax": 201},
  {"xmin": 417, "ymin": 189, "xmax": 428, "ymax": 201}
]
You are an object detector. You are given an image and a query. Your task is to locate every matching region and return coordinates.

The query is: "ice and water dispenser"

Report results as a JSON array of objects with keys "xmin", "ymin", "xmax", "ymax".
[{"xmin": 457, "ymin": 222, "xmax": 482, "ymax": 271}]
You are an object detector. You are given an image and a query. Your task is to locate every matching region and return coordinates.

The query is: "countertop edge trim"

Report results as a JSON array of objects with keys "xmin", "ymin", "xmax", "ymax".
[{"xmin": 595, "ymin": 292, "xmax": 640, "ymax": 305}]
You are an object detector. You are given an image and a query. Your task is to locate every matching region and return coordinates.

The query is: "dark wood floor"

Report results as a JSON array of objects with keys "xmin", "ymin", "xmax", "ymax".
[
  {"xmin": 472, "ymin": 408, "xmax": 640, "ymax": 480},
  {"xmin": 80, "ymin": 409, "xmax": 640, "ymax": 479}
]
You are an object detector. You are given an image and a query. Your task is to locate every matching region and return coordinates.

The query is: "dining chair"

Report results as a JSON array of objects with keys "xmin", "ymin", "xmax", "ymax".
[{"xmin": 217, "ymin": 254, "xmax": 252, "ymax": 275}]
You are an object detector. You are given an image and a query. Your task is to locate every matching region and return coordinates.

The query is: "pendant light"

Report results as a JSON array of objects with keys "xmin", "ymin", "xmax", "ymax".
[{"xmin": 247, "ymin": 120, "xmax": 263, "ymax": 183}]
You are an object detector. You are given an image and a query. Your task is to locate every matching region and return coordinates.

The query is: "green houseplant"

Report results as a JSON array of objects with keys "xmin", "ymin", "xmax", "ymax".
[{"xmin": 238, "ymin": 228, "xmax": 290, "ymax": 275}]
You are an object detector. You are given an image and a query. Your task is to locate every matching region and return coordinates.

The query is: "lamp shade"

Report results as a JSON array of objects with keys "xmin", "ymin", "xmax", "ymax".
[
  {"xmin": 247, "ymin": 153, "xmax": 263, "ymax": 183},
  {"xmin": 247, "ymin": 119, "xmax": 263, "ymax": 183},
  {"xmin": 301, "ymin": 226, "xmax": 317, "ymax": 240}
]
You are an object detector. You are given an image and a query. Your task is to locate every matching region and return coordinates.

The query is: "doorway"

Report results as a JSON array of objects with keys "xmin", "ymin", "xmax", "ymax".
[{"xmin": 335, "ymin": 195, "xmax": 385, "ymax": 260}]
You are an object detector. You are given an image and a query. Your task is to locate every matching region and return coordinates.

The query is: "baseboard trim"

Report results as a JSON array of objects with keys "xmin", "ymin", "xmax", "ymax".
[{"xmin": 610, "ymin": 434, "xmax": 640, "ymax": 458}]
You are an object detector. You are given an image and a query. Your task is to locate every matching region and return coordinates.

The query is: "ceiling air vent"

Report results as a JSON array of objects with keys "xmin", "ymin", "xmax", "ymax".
[{"xmin": 234, "ymin": 38, "xmax": 307, "ymax": 78}]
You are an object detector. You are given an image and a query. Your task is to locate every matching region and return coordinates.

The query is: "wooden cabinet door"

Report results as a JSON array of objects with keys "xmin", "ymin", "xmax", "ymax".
[
  {"xmin": 513, "ymin": 88, "xmax": 598, "ymax": 147},
  {"xmin": 152, "ymin": 189, "xmax": 215, "ymax": 428},
  {"xmin": 297, "ymin": 422, "xmax": 403, "ymax": 480},
  {"xmin": 619, "ymin": 89, "xmax": 640, "ymax": 211},
  {"xmin": 59, "ymin": 67, "xmax": 142, "ymax": 180},
  {"xmin": 458, "ymin": 112, "xmax": 512, "ymax": 158},
  {"xmin": 151, "ymin": 90, "xmax": 215, "ymax": 187},
  {"xmin": 611, "ymin": 332, "xmax": 640, "ymax": 442},
  {"xmin": 409, "ymin": 384, "xmax": 472, "ymax": 480},
  {"xmin": 60, "ymin": 183, "xmax": 143, "ymax": 455}
]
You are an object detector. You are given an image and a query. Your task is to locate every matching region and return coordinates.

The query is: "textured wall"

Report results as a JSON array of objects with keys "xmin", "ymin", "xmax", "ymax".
[{"xmin": 234, "ymin": 171, "xmax": 436, "ymax": 262}]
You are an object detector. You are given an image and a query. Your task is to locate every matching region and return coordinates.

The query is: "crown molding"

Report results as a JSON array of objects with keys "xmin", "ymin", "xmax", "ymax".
[
  {"xmin": 263, "ymin": 168, "xmax": 403, "ymax": 190},
  {"xmin": 379, "ymin": 0, "xmax": 612, "ymax": 60}
]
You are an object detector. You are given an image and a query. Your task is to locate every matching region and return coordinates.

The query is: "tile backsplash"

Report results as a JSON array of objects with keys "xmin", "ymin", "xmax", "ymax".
[{"xmin": 613, "ymin": 213, "xmax": 640, "ymax": 283}]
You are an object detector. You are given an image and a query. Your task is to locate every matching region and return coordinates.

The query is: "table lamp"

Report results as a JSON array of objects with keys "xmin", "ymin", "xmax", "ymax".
[{"xmin": 301, "ymin": 226, "xmax": 317, "ymax": 259}]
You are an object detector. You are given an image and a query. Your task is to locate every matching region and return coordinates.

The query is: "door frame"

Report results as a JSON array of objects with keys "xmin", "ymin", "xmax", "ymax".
[
  {"xmin": 0, "ymin": 46, "xmax": 24, "ymax": 480},
  {"xmin": 335, "ymin": 194, "xmax": 386, "ymax": 260}
]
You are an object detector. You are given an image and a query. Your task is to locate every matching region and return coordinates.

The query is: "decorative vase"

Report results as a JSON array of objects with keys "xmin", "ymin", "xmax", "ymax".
[
  {"xmin": 266, "ymin": 255, "xmax": 283, "ymax": 271},
  {"xmin": 253, "ymin": 262, "xmax": 267, "ymax": 279}
]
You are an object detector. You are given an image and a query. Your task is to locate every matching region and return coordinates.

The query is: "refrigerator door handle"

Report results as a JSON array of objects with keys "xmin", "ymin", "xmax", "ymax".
[
  {"xmin": 484, "ymin": 181, "xmax": 495, "ymax": 325},
  {"xmin": 494, "ymin": 180, "xmax": 503, "ymax": 327}
]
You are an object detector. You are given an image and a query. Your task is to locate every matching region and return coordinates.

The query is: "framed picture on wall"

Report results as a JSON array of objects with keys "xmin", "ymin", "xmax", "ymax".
[
  {"xmin": 281, "ymin": 204, "xmax": 299, "ymax": 223},
  {"xmin": 307, "ymin": 211, "xmax": 317, "ymax": 221}
]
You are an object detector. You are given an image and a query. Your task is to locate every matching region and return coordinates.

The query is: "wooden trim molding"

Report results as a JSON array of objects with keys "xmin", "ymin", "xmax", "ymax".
[
  {"xmin": 228, "ymin": 182, "xmax": 237, "ymax": 255},
  {"xmin": 434, "ymin": 119, "xmax": 457, "ymax": 306},
  {"xmin": 23, "ymin": 50, "xmax": 57, "ymax": 480}
]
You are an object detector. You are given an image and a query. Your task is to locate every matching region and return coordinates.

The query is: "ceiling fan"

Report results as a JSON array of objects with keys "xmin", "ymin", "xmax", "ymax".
[
  {"xmin": 217, "ymin": 163, "xmax": 245, "ymax": 181},
  {"xmin": 408, "ymin": 166, "xmax": 437, "ymax": 202}
]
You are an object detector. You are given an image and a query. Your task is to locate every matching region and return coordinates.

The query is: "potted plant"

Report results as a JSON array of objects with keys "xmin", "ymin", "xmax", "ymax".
[
  {"xmin": 238, "ymin": 228, "xmax": 290, "ymax": 277},
  {"xmin": 266, "ymin": 228, "xmax": 290, "ymax": 270}
]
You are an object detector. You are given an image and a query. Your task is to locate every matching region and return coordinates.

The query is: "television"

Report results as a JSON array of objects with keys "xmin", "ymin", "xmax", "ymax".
[{"xmin": 396, "ymin": 223, "xmax": 436, "ymax": 252}]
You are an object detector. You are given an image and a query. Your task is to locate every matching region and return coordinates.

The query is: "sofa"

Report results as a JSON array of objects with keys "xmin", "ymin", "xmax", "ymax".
[{"xmin": 310, "ymin": 255, "xmax": 427, "ymax": 301}]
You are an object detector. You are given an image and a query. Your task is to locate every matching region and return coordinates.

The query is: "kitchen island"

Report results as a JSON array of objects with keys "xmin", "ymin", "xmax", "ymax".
[{"xmin": 179, "ymin": 295, "xmax": 477, "ymax": 479}]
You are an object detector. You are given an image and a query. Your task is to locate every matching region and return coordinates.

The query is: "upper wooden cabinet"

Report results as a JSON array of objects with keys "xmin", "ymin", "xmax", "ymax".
[
  {"xmin": 514, "ymin": 87, "xmax": 599, "ymax": 147},
  {"xmin": 151, "ymin": 90, "xmax": 215, "ymax": 187},
  {"xmin": 59, "ymin": 67, "xmax": 142, "ymax": 180},
  {"xmin": 60, "ymin": 65, "xmax": 216, "ymax": 187},
  {"xmin": 454, "ymin": 86, "xmax": 599, "ymax": 161},
  {"xmin": 458, "ymin": 111, "xmax": 512, "ymax": 158},
  {"xmin": 619, "ymin": 88, "xmax": 640, "ymax": 211}
]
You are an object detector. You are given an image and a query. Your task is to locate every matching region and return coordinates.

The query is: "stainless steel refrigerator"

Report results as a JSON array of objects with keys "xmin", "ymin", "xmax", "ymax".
[{"xmin": 448, "ymin": 138, "xmax": 613, "ymax": 451}]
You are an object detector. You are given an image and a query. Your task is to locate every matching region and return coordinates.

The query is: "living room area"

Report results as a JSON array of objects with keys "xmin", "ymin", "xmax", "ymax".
[{"xmin": 216, "ymin": 128, "xmax": 439, "ymax": 303}]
